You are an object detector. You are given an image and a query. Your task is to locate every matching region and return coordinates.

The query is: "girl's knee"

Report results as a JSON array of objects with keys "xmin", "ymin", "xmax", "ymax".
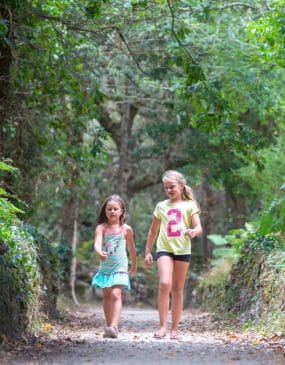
[
  {"xmin": 110, "ymin": 288, "xmax": 122, "ymax": 301},
  {"xmin": 159, "ymin": 281, "xmax": 172, "ymax": 293},
  {"xmin": 171, "ymin": 286, "xmax": 184, "ymax": 297}
]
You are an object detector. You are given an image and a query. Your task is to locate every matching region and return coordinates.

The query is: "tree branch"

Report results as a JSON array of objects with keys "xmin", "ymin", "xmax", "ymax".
[
  {"xmin": 32, "ymin": 10, "xmax": 146, "ymax": 74},
  {"xmin": 115, "ymin": 28, "xmax": 146, "ymax": 74},
  {"xmin": 166, "ymin": 0, "xmax": 196, "ymax": 64},
  {"xmin": 127, "ymin": 155, "xmax": 191, "ymax": 194},
  {"xmin": 178, "ymin": 2, "xmax": 258, "ymax": 12},
  {"xmin": 166, "ymin": 0, "xmax": 207, "ymax": 87},
  {"xmin": 32, "ymin": 10, "xmax": 103, "ymax": 37},
  {"xmin": 97, "ymin": 107, "xmax": 122, "ymax": 148},
  {"xmin": 215, "ymin": 2, "xmax": 258, "ymax": 10}
]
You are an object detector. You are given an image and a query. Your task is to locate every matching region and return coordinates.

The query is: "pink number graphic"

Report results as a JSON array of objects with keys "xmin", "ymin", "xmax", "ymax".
[{"xmin": 167, "ymin": 208, "xmax": 182, "ymax": 237}]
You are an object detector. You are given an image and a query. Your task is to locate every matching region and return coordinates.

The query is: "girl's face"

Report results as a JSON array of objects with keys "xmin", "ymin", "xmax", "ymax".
[
  {"xmin": 105, "ymin": 200, "xmax": 123, "ymax": 224},
  {"xmin": 163, "ymin": 178, "xmax": 183, "ymax": 202}
]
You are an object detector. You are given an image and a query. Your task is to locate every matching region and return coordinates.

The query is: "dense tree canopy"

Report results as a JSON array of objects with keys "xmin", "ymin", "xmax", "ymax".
[{"xmin": 1, "ymin": 0, "xmax": 284, "ymax": 260}]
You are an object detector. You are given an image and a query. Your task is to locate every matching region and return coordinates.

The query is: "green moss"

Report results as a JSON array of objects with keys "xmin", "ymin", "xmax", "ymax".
[
  {"xmin": 197, "ymin": 259, "xmax": 232, "ymax": 311},
  {"xmin": 0, "ymin": 223, "xmax": 59, "ymax": 337},
  {"xmin": 197, "ymin": 234, "xmax": 285, "ymax": 336}
]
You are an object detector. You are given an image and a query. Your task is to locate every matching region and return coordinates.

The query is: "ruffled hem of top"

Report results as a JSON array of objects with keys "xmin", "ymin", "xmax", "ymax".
[{"xmin": 91, "ymin": 271, "xmax": 130, "ymax": 290}]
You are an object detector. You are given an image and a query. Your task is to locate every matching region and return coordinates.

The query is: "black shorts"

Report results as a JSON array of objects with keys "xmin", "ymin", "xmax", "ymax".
[{"xmin": 155, "ymin": 251, "xmax": 191, "ymax": 263}]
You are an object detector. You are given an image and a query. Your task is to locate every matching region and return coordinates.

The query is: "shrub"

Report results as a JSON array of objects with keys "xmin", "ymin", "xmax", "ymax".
[{"xmin": 0, "ymin": 223, "xmax": 59, "ymax": 338}]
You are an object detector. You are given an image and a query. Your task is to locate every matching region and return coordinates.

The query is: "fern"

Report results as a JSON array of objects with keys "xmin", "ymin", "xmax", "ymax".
[
  {"xmin": 0, "ymin": 160, "xmax": 25, "ymax": 224},
  {"xmin": 259, "ymin": 183, "xmax": 285, "ymax": 235}
]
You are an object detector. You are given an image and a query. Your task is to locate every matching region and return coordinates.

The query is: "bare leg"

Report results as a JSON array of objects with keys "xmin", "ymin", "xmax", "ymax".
[
  {"xmin": 103, "ymin": 287, "xmax": 113, "ymax": 326},
  {"xmin": 155, "ymin": 256, "xmax": 173, "ymax": 337},
  {"xmin": 109, "ymin": 286, "xmax": 123, "ymax": 328},
  {"xmin": 170, "ymin": 261, "xmax": 190, "ymax": 337}
]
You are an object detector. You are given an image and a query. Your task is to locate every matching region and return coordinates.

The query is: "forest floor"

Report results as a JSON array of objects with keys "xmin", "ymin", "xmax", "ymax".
[{"xmin": 0, "ymin": 298, "xmax": 284, "ymax": 365}]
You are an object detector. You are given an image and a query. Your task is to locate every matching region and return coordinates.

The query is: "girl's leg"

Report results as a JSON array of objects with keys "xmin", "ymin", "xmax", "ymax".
[
  {"xmin": 155, "ymin": 256, "xmax": 174, "ymax": 336},
  {"xmin": 102, "ymin": 287, "xmax": 113, "ymax": 326},
  {"xmin": 102, "ymin": 286, "xmax": 123, "ymax": 338},
  {"xmin": 170, "ymin": 261, "xmax": 190, "ymax": 337},
  {"xmin": 109, "ymin": 286, "xmax": 123, "ymax": 329}
]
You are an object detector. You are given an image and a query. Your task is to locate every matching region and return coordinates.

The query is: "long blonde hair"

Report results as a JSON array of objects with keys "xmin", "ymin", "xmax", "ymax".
[{"xmin": 162, "ymin": 170, "xmax": 197, "ymax": 202}]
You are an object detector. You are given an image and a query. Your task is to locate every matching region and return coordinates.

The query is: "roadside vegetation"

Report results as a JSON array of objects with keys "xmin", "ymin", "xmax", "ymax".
[{"xmin": 0, "ymin": 0, "xmax": 284, "ymax": 344}]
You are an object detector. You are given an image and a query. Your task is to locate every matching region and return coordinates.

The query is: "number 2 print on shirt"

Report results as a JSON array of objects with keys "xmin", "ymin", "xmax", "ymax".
[{"xmin": 167, "ymin": 208, "xmax": 182, "ymax": 237}]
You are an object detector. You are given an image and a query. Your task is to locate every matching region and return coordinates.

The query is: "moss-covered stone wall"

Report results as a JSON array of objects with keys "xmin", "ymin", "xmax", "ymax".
[
  {"xmin": 0, "ymin": 224, "xmax": 59, "ymax": 338},
  {"xmin": 197, "ymin": 235, "xmax": 285, "ymax": 335}
]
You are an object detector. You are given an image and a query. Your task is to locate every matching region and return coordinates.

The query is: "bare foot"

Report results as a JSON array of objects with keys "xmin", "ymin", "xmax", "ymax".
[
  {"xmin": 153, "ymin": 328, "xmax": 167, "ymax": 339},
  {"xmin": 169, "ymin": 331, "xmax": 181, "ymax": 340}
]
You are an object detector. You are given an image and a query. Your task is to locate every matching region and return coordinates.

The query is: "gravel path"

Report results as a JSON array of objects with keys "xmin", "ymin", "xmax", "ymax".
[{"xmin": 2, "ymin": 303, "xmax": 284, "ymax": 365}]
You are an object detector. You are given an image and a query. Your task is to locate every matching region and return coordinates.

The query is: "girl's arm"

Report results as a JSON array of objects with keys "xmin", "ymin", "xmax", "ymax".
[
  {"xmin": 184, "ymin": 213, "xmax": 203, "ymax": 239},
  {"xmin": 144, "ymin": 216, "xmax": 161, "ymax": 266},
  {"xmin": 125, "ymin": 225, "xmax": 137, "ymax": 277},
  {"xmin": 94, "ymin": 224, "xmax": 108, "ymax": 261}
]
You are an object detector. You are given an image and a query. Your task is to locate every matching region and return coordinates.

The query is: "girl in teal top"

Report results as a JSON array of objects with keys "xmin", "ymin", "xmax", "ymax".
[{"xmin": 92, "ymin": 195, "xmax": 137, "ymax": 338}]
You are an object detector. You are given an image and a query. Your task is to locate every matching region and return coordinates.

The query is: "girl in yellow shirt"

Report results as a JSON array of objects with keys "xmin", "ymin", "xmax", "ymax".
[{"xmin": 145, "ymin": 170, "xmax": 202, "ymax": 340}]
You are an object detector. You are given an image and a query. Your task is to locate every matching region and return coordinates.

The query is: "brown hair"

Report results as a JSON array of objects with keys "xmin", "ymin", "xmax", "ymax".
[
  {"xmin": 96, "ymin": 194, "xmax": 127, "ymax": 226},
  {"xmin": 162, "ymin": 170, "xmax": 197, "ymax": 202}
]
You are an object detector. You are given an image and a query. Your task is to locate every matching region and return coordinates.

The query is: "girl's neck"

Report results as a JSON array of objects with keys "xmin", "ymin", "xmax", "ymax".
[
  {"xmin": 106, "ymin": 222, "xmax": 120, "ymax": 228},
  {"xmin": 168, "ymin": 197, "xmax": 183, "ymax": 203},
  {"xmin": 105, "ymin": 222, "xmax": 121, "ymax": 234}
]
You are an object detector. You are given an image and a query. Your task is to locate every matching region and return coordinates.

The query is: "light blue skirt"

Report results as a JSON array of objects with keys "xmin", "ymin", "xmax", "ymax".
[{"xmin": 92, "ymin": 271, "xmax": 130, "ymax": 290}]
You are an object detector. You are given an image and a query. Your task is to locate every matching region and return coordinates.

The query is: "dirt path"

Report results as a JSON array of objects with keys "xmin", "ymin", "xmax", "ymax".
[{"xmin": 1, "ymin": 302, "xmax": 284, "ymax": 365}]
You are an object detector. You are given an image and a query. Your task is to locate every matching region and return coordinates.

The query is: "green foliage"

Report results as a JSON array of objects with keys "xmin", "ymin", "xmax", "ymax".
[
  {"xmin": 133, "ymin": 254, "xmax": 158, "ymax": 305},
  {"xmin": 2, "ymin": 0, "xmax": 110, "ymax": 214},
  {"xmin": 2, "ymin": 0, "xmax": 285, "ymax": 301},
  {"xmin": 3, "ymin": 0, "xmax": 23, "ymax": 8},
  {"xmin": 0, "ymin": 161, "xmax": 25, "ymax": 224},
  {"xmin": 0, "ymin": 223, "xmax": 58, "ymax": 304},
  {"xmin": 197, "ymin": 233, "xmax": 285, "ymax": 335},
  {"xmin": 0, "ymin": 222, "xmax": 58, "ymax": 334},
  {"xmin": 207, "ymin": 226, "xmax": 256, "ymax": 268},
  {"xmin": 1, "ymin": 227, "xmax": 39, "ymax": 290},
  {"xmin": 248, "ymin": 1, "xmax": 285, "ymax": 67},
  {"xmin": 0, "ymin": 19, "xmax": 9, "ymax": 45},
  {"xmin": 234, "ymin": 119, "xmax": 285, "ymax": 221},
  {"xmin": 246, "ymin": 233, "xmax": 283, "ymax": 252},
  {"xmin": 72, "ymin": 239, "xmax": 96, "ymax": 286},
  {"xmin": 52, "ymin": 243, "xmax": 72, "ymax": 283},
  {"xmin": 197, "ymin": 267, "xmax": 229, "ymax": 311},
  {"xmin": 86, "ymin": 0, "xmax": 110, "ymax": 18},
  {"xmin": 0, "ymin": 160, "xmax": 17, "ymax": 173},
  {"xmin": 258, "ymin": 184, "xmax": 285, "ymax": 235},
  {"xmin": 208, "ymin": 227, "xmax": 283, "ymax": 273}
]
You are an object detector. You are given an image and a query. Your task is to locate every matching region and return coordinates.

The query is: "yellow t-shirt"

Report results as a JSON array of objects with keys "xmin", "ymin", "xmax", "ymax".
[{"xmin": 154, "ymin": 199, "xmax": 200, "ymax": 255}]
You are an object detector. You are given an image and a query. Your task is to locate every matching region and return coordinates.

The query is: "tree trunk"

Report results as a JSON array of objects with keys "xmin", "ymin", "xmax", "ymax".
[
  {"xmin": 58, "ymin": 195, "xmax": 77, "ymax": 289},
  {"xmin": 70, "ymin": 203, "xmax": 80, "ymax": 306},
  {"xmin": 200, "ymin": 174, "xmax": 218, "ymax": 264},
  {"xmin": 115, "ymin": 102, "xmax": 138, "ymax": 199},
  {"xmin": 0, "ymin": 2, "xmax": 13, "ymax": 152},
  {"xmin": 225, "ymin": 190, "xmax": 247, "ymax": 230}
]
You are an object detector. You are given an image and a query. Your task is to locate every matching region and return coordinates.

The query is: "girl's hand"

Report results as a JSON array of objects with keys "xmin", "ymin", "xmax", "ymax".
[
  {"xmin": 129, "ymin": 265, "xmax": 137, "ymax": 277},
  {"xmin": 184, "ymin": 228, "xmax": 197, "ymax": 239},
  {"xmin": 97, "ymin": 251, "xmax": 108, "ymax": 261},
  {"xmin": 144, "ymin": 252, "xmax": 153, "ymax": 267},
  {"xmin": 185, "ymin": 213, "xmax": 203, "ymax": 238}
]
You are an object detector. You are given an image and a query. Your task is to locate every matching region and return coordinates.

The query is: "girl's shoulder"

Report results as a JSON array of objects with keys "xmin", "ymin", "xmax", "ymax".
[
  {"xmin": 122, "ymin": 223, "xmax": 133, "ymax": 232},
  {"xmin": 122, "ymin": 223, "xmax": 133, "ymax": 236},
  {"xmin": 184, "ymin": 199, "xmax": 200, "ymax": 214},
  {"xmin": 96, "ymin": 223, "xmax": 107, "ymax": 232},
  {"xmin": 156, "ymin": 199, "xmax": 168, "ymax": 208}
]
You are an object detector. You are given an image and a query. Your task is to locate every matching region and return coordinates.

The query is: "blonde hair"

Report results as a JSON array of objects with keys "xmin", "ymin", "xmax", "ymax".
[{"xmin": 162, "ymin": 170, "xmax": 197, "ymax": 202}]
